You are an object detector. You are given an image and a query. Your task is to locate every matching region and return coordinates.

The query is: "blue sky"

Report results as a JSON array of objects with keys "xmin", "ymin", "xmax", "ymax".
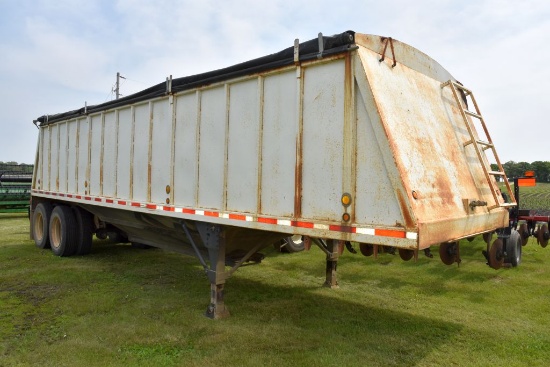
[{"xmin": 1, "ymin": 0, "xmax": 548, "ymax": 164}]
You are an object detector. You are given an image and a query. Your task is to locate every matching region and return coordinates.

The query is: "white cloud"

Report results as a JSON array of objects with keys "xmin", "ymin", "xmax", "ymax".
[{"xmin": 0, "ymin": 0, "xmax": 548, "ymax": 163}]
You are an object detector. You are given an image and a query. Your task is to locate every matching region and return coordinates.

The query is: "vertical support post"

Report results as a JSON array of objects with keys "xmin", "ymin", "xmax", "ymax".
[
  {"xmin": 197, "ymin": 223, "xmax": 230, "ymax": 319},
  {"xmin": 324, "ymin": 239, "xmax": 339, "ymax": 289}
]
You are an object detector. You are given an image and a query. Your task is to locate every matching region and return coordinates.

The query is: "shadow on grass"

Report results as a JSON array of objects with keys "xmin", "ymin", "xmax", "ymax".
[
  {"xmin": 221, "ymin": 277, "xmax": 462, "ymax": 365},
  {"xmin": 2, "ymin": 239, "xmax": 463, "ymax": 366},
  {"xmin": 0, "ymin": 213, "xmax": 28, "ymax": 220}
]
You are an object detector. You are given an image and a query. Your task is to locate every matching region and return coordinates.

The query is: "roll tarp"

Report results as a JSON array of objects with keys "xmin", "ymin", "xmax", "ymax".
[{"xmin": 36, "ymin": 31, "xmax": 356, "ymax": 126}]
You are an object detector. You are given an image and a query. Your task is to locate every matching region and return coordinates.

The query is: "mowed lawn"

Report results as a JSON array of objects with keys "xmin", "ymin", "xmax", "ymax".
[{"xmin": 1, "ymin": 213, "xmax": 550, "ymax": 367}]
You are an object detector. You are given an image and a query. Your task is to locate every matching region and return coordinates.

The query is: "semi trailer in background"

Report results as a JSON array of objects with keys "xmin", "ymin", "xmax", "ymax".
[{"xmin": 30, "ymin": 31, "xmax": 522, "ymax": 318}]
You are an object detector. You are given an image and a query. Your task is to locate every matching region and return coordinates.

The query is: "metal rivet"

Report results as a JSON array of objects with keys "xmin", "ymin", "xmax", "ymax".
[{"xmin": 412, "ymin": 190, "xmax": 418, "ymax": 199}]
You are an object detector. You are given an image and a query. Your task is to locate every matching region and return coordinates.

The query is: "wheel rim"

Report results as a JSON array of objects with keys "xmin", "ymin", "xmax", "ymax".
[
  {"xmin": 50, "ymin": 215, "xmax": 62, "ymax": 250},
  {"xmin": 34, "ymin": 211, "xmax": 44, "ymax": 241},
  {"xmin": 289, "ymin": 235, "xmax": 303, "ymax": 246},
  {"xmin": 515, "ymin": 235, "xmax": 522, "ymax": 264}
]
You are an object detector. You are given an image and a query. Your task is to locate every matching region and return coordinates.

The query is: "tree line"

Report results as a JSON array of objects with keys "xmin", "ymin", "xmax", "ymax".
[
  {"xmin": 492, "ymin": 161, "xmax": 550, "ymax": 182},
  {"xmin": 0, "ymin": 162, "xmax": 34, "ymax": 173}
]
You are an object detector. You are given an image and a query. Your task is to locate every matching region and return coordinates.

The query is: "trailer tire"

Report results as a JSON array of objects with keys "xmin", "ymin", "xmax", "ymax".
[
  {"xmin": 282, "ymin": 235, "xmax": 305, "ymax": 253},
  {"xmin": 73, "ymin": 207, "xmax": 93, "ymax": 256},
  {"xmin": 505, "ymin": 229, "xmax": 522, "ymax": 267},
  {"xmin": 33, "ymin": 202, "xmax": 52, "ymax": 249},
  {"xmin": 49, "ymin": 205, "xmax": 78, "ymax": 257}
]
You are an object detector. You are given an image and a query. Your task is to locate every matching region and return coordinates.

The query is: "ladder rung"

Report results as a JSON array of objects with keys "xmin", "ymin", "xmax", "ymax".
[
  {"xmin": 488, "ymin": 203, "xmax": 516, "ymax": 211},
  {"xmin": 443, "ymin": 78, "xmax": 515, "ymax": 213},
  {"xmin": 442, "ymin": 80, "xmax": 472, "ymax": 95},
  {"xmin": 464, "ymin": 110, "xmax": 482, "ymax": 119},
  {"xmin": 477, "ymin": 140, "xmax": 493, "ymax": 148},
  {"xmin": 463, "ymin": 139, "xmax": 493, "ymax": 148}
]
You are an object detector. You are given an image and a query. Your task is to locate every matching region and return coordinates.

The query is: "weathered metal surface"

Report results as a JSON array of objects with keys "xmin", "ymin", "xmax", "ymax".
[
  {"xmin": 439, "ymin": 242, "xmax": 460, "ymax": 265},
  {"xmin": 489, "ymin": 238, "xmax": 504, "ymax": 269},
  {"xmin": 538, "ymin": 223, "xmax": 549, "ymax": 248},
  {"xmin": 355, "ymin": 34, "xmax": 509, "ymax": 248},
  {"xmin": 32, "ymin": 32, "xmax": 511, "ymax": 254}
]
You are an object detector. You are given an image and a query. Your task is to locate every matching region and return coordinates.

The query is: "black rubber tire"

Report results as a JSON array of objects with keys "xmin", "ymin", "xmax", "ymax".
[
  {"xmin": 282, "ymin": 235, "xmax": 305, "ymax": 253},
  {"xmin": 73, "ymin": 207, "xmax": 94, "ymax": 256},
  {"xmin": 32, "ymin": 202, "xmax": 53, "ymax": 249},
  {"xmin": 49, "ymin": 205, "xmax": 78, "ymax": 257},
  {"xmin": 505, "ymin": 229, "xmax": 522, "ymax": 267}
]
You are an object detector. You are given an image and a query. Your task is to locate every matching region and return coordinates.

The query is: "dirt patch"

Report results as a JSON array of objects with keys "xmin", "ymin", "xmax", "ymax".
[{"xmin": 0, "ymin": 283, "xmax": 62, "ymax": 306}]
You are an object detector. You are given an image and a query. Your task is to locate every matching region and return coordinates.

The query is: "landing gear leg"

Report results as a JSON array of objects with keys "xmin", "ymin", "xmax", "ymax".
[
  {"xmin": 324, "ymin": 239, "xmax": 340, "ymax": 289},
  {"xmin": 197, "ymin": 223, "xmax": 230, "ymax": 319}
]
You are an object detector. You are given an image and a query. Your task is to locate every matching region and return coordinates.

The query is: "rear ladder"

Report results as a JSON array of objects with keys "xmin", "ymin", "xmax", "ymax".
[{"xmin": 441, "ymin": 80, "xmax": 516, "ymax": 211}]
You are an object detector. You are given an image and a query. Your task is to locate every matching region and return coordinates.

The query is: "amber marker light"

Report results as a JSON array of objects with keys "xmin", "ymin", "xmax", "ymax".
[
  {"xmin": 341, "ymin": 193, "xmax": 352, "ymax": 207},
  {"xmin": 342, "ymin": 212, "xmax": 351, "ymax": 222}
]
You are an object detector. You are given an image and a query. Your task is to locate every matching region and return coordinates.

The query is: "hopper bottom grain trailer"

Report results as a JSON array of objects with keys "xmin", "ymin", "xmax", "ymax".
[{"xmin": 31, "ymin": 31, "xmax": 521, "ymax": 318}]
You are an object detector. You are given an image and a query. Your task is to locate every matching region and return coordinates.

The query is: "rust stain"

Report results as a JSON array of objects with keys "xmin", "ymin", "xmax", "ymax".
[
  {"xmin": 396, "ymin": 189, "xmax": 415, "ymax": 229},
  {"xmin": 293, "ymin": 64, "xmax": 304, "ymax": 218},
  {"xmin": 343, "ymin": 52, "xmax": 354, "ymax": 222},
  {"xmin": 294, "ymin": 127, "xmax": 303, "ymax": 218},
  {"xmin": 148, "ymin": 163, "xmax": 152, "ymax": 197}
]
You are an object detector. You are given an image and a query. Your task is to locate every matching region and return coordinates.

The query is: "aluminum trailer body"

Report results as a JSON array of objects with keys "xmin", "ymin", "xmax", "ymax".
[{"xmin": 30, "ymin": 31, "xmax": 515, "ymax": 317}]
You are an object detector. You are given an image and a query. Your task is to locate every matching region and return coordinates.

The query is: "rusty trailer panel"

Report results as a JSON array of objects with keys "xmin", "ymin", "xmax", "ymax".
[
  {"xmin": 32, "ymin": 32, "xmax": 511, "ymax": 251},
  {"xmin": 30, "ymin": 31, "xmax": 515, "ymax": 317},
  {"xmin": 354, "ymin": 35, "xmax": 510, "ymax": 248}
]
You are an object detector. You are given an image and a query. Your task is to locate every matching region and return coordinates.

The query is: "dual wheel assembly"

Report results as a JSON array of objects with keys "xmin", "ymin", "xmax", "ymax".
[{"xmin": 32, "ymin": 201, "xmax": 94, "ymax": 257}]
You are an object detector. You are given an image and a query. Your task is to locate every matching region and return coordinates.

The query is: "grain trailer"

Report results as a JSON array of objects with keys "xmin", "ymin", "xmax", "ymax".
[{"xmin": 30, "ymin": 31, "xmax": 519, "ymax": 318}]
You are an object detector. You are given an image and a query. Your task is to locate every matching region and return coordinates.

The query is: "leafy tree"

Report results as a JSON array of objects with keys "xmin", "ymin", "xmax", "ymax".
[
  {"xmin": 500, "ymin": 161, "xmax": 550, "ymax": 183},
  {"xmin": 531, "ymin": 161, "xmax": 550, "ymax": 183}
]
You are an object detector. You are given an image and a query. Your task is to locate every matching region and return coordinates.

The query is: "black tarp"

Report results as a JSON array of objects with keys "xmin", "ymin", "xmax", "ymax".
[{"xmin": 35, "ymin": 31, "xmax": 356, "ymax": 126}]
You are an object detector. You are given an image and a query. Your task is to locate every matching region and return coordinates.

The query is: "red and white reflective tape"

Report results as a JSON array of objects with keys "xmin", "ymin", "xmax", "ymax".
[{"xmin": 32, "ymin": 190, "xmax": 418, "ymax": 240}]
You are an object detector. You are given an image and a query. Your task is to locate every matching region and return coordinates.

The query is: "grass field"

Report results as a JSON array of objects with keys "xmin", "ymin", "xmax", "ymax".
[
  {"xmin": 1, "ymin": 213, "xmax": 550, "ymax": 367},
  {"xmin": 516, "ymin": 182, "xmax": 550, "ymax": 212},
  {"xmin": 502, "ymin": 182, "xmax": 550, "ymax": 212}
]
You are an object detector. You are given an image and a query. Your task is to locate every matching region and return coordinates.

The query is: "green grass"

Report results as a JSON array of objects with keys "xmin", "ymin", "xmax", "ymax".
[
  {"xmin": 502, "ymin": 182, "xmax": 550, "ymax": 211},
  {"xmin": 2, "ymin": 213, "xmax": 550, "ymax": 366}
]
